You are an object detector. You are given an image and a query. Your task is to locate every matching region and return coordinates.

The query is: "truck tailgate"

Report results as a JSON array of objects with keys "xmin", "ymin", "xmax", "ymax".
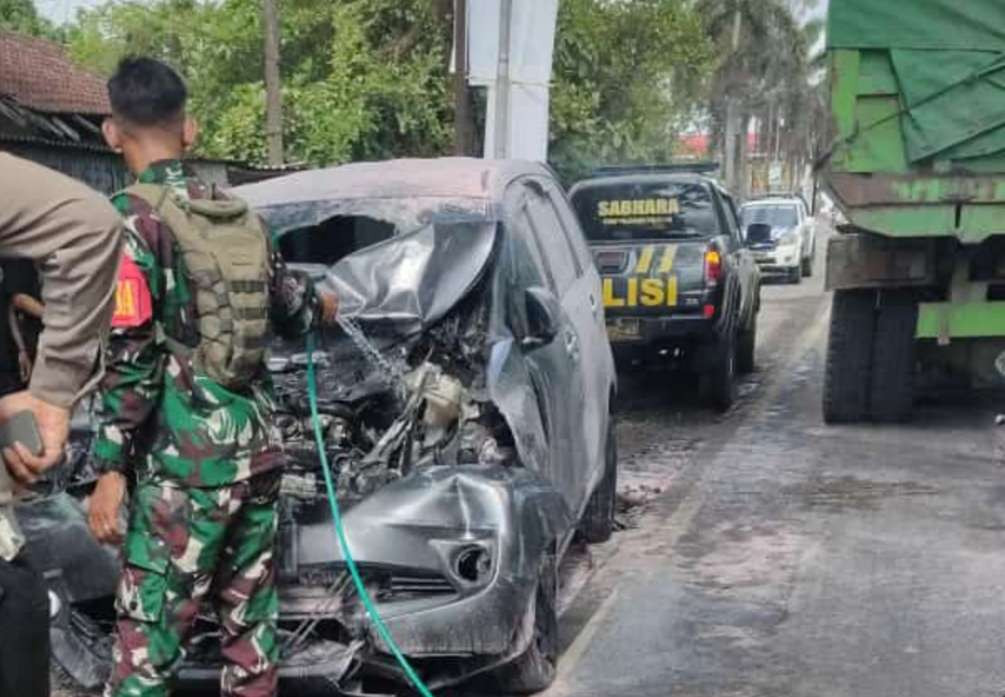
[{"xmin": 594, "ymin": 241, "xmax": 709, "ymax": 318}]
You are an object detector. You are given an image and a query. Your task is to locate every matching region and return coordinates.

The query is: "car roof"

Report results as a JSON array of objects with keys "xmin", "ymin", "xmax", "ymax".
[
  {"xmin": 742, "ymin": 198, "xmax": 801, "ymax": 207},
  {"xmin": 235, "ymin": 157, "xmax": 553, "ymax": 208},
  {"xmin": 569, "ymin": 172, "xmax": 719, "ymax": 197}
]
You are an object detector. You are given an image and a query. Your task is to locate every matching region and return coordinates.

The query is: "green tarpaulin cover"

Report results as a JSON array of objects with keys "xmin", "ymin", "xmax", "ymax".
[
  {"xmin": 829, "ymin": 0, "xmax": 1005, "ymax": 163},
  {"xmin": 828, "ymin": 0, "xmax": 1005, "ymax": 52}
]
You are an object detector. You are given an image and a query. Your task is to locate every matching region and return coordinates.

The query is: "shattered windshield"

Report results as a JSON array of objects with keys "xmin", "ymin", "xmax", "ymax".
[{"xmin": 571, "ymin": 180, "xmax": 720, "ymax": 241}]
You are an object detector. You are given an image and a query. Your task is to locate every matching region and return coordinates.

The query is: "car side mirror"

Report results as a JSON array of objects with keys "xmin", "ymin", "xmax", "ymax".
[
  {"xmin": 745, "ymin": 223, "xmax": 772, "ymax": 246},
  {"xmin": 522, "ymin": 286, "xmax": 561, "ymax": 349}
]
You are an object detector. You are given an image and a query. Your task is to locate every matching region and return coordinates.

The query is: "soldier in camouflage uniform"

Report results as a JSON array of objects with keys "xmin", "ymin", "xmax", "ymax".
[{"xmin": 88, "ymin": 57, "xmax": 336, "ymax": 697}]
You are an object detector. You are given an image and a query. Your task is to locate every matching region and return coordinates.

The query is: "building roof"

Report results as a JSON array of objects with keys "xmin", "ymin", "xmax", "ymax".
[{"xmin": 0, "ymin": 32, "xmax": 109, "ymax": 115}]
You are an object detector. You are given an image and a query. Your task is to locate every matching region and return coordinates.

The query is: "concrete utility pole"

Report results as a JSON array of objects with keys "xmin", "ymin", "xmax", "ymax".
[
  {"xmin": 492, "ymin": 0, "xmax": 513, "ymax": 159},
  {"xmin": 453, "ymin": 0, "xmax": 475, "ymax": 155},
  {"xmin": 263, "ymin": 0, "xmax": 284, "ymax": 165}
]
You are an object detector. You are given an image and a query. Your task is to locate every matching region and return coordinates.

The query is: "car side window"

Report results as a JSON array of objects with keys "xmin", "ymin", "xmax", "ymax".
[
  {"xmin": 504, "ymin": 186, "xmax": 554, "ymax": 288},
  {"xmin": 543, "ymin": 181, "xmax": 593, "ymax": 275},
  {"xmin": 524, "ymin": 184, "xmax": 578, "ymax": 294},
  {"xmin": 725, "ymin": 194, "xmax": 742, "ymax": 237},
  {"xmin": 717, "ymin": 191, "xmax": 742, "ymax": 245},
  {"xmin": 501, "ymin": 187, "xmax": 555, "ymax": 334}
]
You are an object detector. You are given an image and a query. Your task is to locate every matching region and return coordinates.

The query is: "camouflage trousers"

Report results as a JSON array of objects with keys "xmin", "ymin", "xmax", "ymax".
[{"xmin": 104, "ymin": 470, "xmax": 281, "ymax": 697}]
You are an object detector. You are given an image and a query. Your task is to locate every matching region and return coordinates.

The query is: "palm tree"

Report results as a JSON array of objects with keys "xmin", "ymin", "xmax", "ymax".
[{"xmin": 698, "ymin": 0, "xmax": 811, "ymax": 198}]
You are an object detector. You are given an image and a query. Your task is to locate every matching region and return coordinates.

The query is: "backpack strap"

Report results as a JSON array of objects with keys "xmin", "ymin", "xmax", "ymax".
[
  {"xmin": 120, "ymin": 184, "xmax": 193, "ymax": 361},
  {"xmin": 118, "ymin": 183, "xmax": 172, "ymax": 213}
]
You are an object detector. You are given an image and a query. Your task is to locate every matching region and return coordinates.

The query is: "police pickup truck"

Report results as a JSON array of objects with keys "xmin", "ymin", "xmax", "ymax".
[{"xmin": 569, "ymin": 165, "xmax": 761, "ymax": 410}]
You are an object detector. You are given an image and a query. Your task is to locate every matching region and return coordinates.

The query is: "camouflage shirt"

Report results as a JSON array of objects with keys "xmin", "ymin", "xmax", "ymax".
[{"xmin": 92, "ymin": 160, "xmax": 317, "ymax": 487}]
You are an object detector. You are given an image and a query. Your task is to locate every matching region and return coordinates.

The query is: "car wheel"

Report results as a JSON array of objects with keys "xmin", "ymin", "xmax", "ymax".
[
  {"xmin": 789, "ymin": 265, "xmax": 802, "ymax": 284},
  {"xmin": 488, "ymin": 561, "xmax": 559, "ymax": 694},
  {"xmin": 702, "ymin": 331, "xmax": 737, "ymax": 412},
  {"xmin": 801, "ymin": 254, "xmax": 813, "ymax": 278},
  {"xmin": 737, "ymin": 312, "xmax": 757, "ymax": 374},
  {"xmin": 578, "ymin": 422, "xmax": 617, "ymax": 544}
]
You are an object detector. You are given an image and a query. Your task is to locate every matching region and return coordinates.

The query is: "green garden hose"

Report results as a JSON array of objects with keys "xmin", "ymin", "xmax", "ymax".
[{"xmin": 305, "ymin": 332, "xmax": 436, "ymax": 697}]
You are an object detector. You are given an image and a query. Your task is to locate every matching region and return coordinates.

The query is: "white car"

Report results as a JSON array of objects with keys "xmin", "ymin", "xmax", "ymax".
[{"xmin": 740, "ymin": 197, "xmax": 817, "ymax": 283}]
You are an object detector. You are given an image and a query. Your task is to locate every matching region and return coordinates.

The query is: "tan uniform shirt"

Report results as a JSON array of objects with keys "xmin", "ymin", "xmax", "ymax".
[{"xmin": 0, "ymin": 153, "xmax": 123, "ymax": 560}]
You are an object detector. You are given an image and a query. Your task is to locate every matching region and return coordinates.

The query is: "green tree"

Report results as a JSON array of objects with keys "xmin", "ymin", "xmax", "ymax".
[
  {"xmin": 549, "ymin": 0, "xmax": 714, "ymax": 182},
  {"xmin": 698, "ymin": 0, "xmax": 815, "ymax": 196},
  {"xmin": 0, "ymin": 0, "xmax": 57, "ymax": 37},
  {"xmin": 67, "ymin": 0, "xmax": 452, "ymax": 166},
  {"xmin": 64, "ymin": 0, "xmax": 714, "ymax": 175}
]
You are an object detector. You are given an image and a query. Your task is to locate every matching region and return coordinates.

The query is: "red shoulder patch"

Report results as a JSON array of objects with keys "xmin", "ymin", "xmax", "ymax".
[{"xmin": 111, "ymin": 254, "xmax": 153, "ymax": 328}]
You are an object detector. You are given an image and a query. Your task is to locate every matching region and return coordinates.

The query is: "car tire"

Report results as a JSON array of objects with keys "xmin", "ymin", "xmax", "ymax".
[
  {"xmin": 702, "ymin": 331, "xmax": 737, "ymax": 412},
  {"xmin": 823, "ymin": 289, "xmax": 875, "ymax": 423},
  {"xmin": 489, "ymin": 561, "xmax": 559, "ymax": 694},
  {"xmin": 869, "ymin": 292, "xmax": 917, "ymax": 422},
  {"xmin": 801, "ymin": 254, "xmax": 813, "ymax": 278},
  {"xmin": 579, "ymin": 422, "xmax": 618, "ymax": 544},
  {"xmin": 737, "ymin": 312, "xmax": 757, "ymax": 374},
  {"xmin": 789, "ymin": 265, "xmax": 802, "ymax": 284}
]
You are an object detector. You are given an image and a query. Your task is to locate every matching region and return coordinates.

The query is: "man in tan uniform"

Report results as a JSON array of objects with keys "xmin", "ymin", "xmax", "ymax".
[{"xmin": 0, "ymin": 151, "xmax": 123, "ymax": 697}]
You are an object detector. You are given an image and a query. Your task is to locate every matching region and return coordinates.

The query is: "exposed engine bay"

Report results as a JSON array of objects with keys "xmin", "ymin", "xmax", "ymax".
[{"xmin": 270, "ymin": 285, "xmax": 516, "ymax": 509}]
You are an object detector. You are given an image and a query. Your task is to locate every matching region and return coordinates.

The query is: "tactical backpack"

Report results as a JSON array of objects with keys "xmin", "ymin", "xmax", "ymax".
[{"xmin": 125, "ymin": 184, "xmax": 271, "ymax": 391}]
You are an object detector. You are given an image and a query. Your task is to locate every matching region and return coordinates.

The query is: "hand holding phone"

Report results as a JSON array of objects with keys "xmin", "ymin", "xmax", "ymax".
[
  {"xmin": 0, "ymin": 391, "xmax": 68, "ymax": 485},
  {"xmin": 0, "ymin": 410, "xmax": 43, "ymax": 456}
]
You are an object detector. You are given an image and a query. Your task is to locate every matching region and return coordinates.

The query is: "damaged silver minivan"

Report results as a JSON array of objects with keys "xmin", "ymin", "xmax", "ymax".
[{"xmin": 20, "ymin": 158, "xmax": 618, "ymax": 694}]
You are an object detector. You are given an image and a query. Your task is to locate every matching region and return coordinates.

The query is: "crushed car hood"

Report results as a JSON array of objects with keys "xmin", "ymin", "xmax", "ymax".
[{"xmin": 327, "ymin": 220, "xmax": 497, "ymax": 333}]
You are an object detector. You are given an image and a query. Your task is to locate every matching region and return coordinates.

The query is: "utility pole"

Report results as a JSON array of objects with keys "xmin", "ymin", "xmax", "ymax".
[
  {"xmin": 723, "ymin": 6, "xmax": 743, "ymax": 196},
  {"xmin": 492, "ymin": 0, "xmax": 513, "ymax": 159},
  {"xmin": 453, "ymin": 0, "xmax": 475, "ymax": 155},
  {"xmin": 263, "ymin": 0, "xmax": 284, "ymax": 165}
]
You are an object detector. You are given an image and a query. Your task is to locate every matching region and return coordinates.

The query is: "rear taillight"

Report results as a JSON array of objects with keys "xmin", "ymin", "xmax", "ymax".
[
  {"xmin": 704, "ymin": 248, "xmax": 722, "ymax": 285},
  {"xmin": 594, "ymin": 250, "xmax": 628, "ymax": 274}
]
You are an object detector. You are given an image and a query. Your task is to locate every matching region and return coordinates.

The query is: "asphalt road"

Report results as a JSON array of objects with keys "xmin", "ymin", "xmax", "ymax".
[{"xmin": 541, "ymin": 243, "xmax": 1005, "ymax": 697}]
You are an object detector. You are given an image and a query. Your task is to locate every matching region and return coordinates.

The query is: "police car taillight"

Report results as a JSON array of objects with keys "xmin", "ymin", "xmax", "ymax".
[
  {"xmin": 704, "ymin": 248, "xmax": 722, "ymax": 285},
  {"xmin": 594, "ymin": 250, "xmax": 628, "ymax": 273}
]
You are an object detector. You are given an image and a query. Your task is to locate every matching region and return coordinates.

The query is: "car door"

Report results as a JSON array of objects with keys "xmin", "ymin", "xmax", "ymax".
[
  {"xmin": 720, "ymin": 191, "xmax": 757, "ymax": 325},
  {"xmin": 502, "ymin": 180, "xmax": 586, "ymax": 512},
  {"xmin": 534, "ymin": 176, "xmax": 610, "ymax": 512}
]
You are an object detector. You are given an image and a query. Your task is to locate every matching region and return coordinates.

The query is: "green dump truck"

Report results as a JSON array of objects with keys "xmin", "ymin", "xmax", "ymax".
[{"xmin": 822, "ymin": 0, "xmax": 1005, "ymax": 423}]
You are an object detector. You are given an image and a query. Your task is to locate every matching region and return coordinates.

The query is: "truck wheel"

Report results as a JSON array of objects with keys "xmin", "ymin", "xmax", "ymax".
[
  {"xmin": 823, "ymin": 290, "xmax": 875, "ymax": 423},
  {"xmin": 737, "ymin": 312, "xmax": 757, "ymax": 374},
  {"xmin": 869, "ymin": 293, "xmax": 917, "ymax": 422},
  {"xmin": 702, "ymin": 332, "xmax": 737, "ymax": 412},
  {"xmin": 579, "ymin": 422, "xmax": 617, "ymax": 543},
  {"xmin": 489, "ymin": 561, "xmax": 558, "ymax": 693}
]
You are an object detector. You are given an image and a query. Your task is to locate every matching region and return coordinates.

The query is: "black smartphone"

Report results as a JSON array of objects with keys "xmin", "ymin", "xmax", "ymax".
[{"xmin": 0, "ymin": 410, "xmax": 43, "ymax": 456}]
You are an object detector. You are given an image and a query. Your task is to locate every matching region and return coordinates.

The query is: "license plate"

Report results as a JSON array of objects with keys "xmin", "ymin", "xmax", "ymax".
[
  {"xmin": 754, "ymin": 252, "xmax": 772, "ymax": 262},
  {"xmin": 606, "ymin": 318, "xmax": 641, "ymax": 342}
]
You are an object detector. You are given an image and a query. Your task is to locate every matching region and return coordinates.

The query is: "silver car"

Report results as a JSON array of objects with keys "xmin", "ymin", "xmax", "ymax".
[
  {"xmin": 740, "ymin": 196, "xmax": 817, "ymax": 283},
  {"xmin": 23, "ymin": 158, "xmax": 618, "ymax": 695}
]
